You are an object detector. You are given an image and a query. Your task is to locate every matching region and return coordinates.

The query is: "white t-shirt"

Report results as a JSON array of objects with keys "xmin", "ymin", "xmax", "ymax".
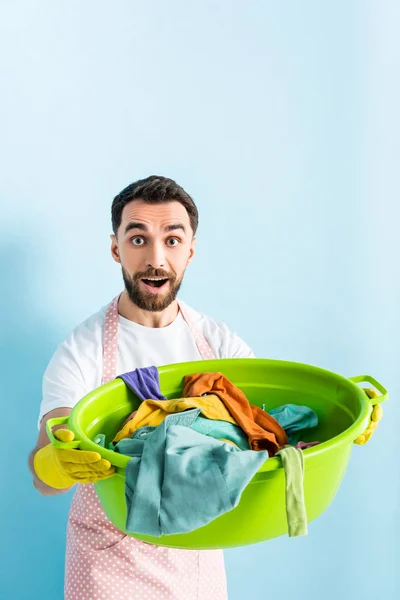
[{"xmin": 38, "ymin": 300, "xmax": 255, "ymax": 427}]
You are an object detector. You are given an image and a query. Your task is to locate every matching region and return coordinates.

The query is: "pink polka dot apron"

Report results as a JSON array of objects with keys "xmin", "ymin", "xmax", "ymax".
[{"xmin": 65, "ymin": 296, "xmax": 228, "ymax": 600}]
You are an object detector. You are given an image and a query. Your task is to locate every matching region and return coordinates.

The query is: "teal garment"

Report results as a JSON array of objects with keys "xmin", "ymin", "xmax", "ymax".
[
  {"xmin": 276, "ymin": 445, "xmax": 307, "ymax": 537},
  {"xmin": 191, "ymin": 415, "xmax": 250, "ymax": 450},
  {"xmin": 113, "ymin": 415, "xmax": 251, "ymax": 451},
  {"xmin": 113, "ymin": 408, "xmax": 268, "ymax": 537},
  {"xmin": 93, "ymin": 433, "xmax": 106, "ymax": 447},
  {"xmin": 266, "ymin": 404, "xmax": 318, "ymax": 445}
]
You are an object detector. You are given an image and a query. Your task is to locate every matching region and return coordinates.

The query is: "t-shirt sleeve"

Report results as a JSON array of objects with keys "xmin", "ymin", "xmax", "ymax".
[
  {"xmin": 37, "ymin": 340, "xmax": 89, "ymax": 429},
  {"xmin": 211, "ymin": 321, "xmax": 256, "ymax": 359}
]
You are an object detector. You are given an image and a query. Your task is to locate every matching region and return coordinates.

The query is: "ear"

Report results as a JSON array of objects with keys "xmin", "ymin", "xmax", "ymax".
[
  {"xmin": 110, "ymin": 234, "xmax": 121, "ymax": 264},
  {"xmin": 186, "ymin": 237, "xmax": 197, "ymax": 266}
]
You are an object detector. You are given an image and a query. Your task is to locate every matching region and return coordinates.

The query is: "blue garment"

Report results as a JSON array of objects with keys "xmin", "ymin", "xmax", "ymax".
[
  {"xmin": 266, "ymin": 404, "xmax": 318, "ymax": 446},
  {"xmin": 113, "ymin": 409, "xmax": 268, "ymax": 536},
  {"xmin": 117, "ymin": 366, "xmax": 166, "ymax": 402}
]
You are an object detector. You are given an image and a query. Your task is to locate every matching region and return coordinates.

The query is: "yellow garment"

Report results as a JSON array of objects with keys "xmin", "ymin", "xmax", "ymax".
[
  {"xmin": 113, "ymin": 395, "xmax": 238, "ymax": 442},
  {"xmin": 354, "ymin": 388, "xmax": 383, "ymax": 445},
  {"xmin": 34, "ymin": 429, "xmax": 115, "ymax": 489},
  {"xmin": 219, "ymin": 439, "xmax": 239, "ymax": 448}
]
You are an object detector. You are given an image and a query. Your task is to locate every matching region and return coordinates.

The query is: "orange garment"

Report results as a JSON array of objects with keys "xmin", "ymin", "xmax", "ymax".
[{"xmin": 182, "ymin": 372, "xmax": 288, "ymax": 456}]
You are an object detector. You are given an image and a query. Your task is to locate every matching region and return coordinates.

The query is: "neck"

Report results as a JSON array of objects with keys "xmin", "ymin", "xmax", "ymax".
[{"xmin": 117, "ymin": 290, "xmax": 179, "ymax": 328}]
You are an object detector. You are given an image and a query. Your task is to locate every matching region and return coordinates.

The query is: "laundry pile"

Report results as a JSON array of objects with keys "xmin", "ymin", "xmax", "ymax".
[{"xmin": 98, "ymin": 367, "xmax": 320, "ymax": 538}]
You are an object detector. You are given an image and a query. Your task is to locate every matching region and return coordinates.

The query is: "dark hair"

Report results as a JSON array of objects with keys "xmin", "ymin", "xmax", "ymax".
[{"xmin": 111, "ymin": 175, "xmax": 199, "ymax": 236}]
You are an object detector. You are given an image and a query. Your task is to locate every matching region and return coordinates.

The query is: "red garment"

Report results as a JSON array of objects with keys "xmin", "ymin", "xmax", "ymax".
[{"xmin": 183, "ymin": 372, "xmax": 288, "ymax": 455}]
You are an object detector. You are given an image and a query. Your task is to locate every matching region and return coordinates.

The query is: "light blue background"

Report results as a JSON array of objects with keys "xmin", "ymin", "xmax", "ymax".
[{"xmin": 0, "ymin": 1, "xmax": 398, "ymax": 598}]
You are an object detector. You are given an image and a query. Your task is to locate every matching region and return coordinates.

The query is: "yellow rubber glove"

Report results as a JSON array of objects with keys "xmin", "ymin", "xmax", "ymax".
[
  {"xmin": 34, "ymin": 429, "xmax": 115, "ymax": 489},
  {"xmin": 354, "ymin": 388, "xmax": 383, "ymax": 445}
]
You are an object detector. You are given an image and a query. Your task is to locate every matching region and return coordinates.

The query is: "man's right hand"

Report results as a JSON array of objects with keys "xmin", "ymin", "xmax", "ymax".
[
  {"xmin": 29, "ymin": 408, "xmax": 115, "ymax": 495},
  {"xmin": 33, "ymin": 428, "xmax": 115, "ymax": 489}
]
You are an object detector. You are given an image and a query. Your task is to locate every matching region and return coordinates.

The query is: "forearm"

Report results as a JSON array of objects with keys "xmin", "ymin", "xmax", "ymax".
[{"xmin": 28, "ymin": 447, "xmax": 74, "ymax": 496}]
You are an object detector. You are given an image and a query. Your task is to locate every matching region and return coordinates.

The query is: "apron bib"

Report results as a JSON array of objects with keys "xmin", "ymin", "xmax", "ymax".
[{"xmin": 65, "ymin": 296, "xmax": 228, "ymax": 600}]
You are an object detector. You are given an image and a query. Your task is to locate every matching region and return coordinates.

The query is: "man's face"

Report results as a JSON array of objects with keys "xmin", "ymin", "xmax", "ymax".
[{"xmin": 111, "ymin": 200, "xmax": 196, "ymax": 312}]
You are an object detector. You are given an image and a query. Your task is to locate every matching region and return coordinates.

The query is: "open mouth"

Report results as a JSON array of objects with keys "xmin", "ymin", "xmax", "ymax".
[{"xmin": 141, "ymin": 277, "xmax": 169, "ymax": 291}]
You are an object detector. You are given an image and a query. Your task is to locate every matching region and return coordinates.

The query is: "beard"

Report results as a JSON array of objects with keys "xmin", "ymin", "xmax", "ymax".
[{"xmin": 122, "ymin": 266, "xmax": 183, "ymax": 312}]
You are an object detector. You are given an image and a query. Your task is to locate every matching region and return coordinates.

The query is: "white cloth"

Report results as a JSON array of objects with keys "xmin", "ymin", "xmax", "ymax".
[{"xmin": 38, "ymin": 300, "xmax": 254, "ymax": 426}]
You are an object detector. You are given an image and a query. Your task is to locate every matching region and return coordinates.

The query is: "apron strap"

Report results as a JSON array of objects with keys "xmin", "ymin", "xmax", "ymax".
[
  {"xmin": 177, "ymin": 300, "xmax": 216, "ymax": 361},
  {"xmin": 101, "ymin": 295, "xmax": 216, "ymax": 384},
  {"xmin": 101, "ymin": 295, "xmax": 120, "ymax": 385}
]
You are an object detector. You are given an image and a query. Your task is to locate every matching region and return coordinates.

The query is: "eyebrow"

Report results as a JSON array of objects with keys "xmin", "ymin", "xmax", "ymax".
[{"xmin": 124, "ymin": 222, "xmax": 187, "ymax": 235}]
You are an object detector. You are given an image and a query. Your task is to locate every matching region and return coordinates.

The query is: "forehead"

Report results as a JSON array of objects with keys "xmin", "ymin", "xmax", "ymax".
[{"xmin": 120, "ymin": 200, "xmax": 190, "ymax": 230}]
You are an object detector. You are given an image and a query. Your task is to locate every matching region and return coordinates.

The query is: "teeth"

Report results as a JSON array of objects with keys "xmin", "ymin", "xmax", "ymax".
[{"xmin": 143, "ymin": 277, "xmax": 167, "ymax": 281}]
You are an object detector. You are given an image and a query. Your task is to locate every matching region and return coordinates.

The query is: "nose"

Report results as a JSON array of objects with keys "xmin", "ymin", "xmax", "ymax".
[{"xmin": 145, "ymin": 241, "xmax": 166, "ymax": 270}]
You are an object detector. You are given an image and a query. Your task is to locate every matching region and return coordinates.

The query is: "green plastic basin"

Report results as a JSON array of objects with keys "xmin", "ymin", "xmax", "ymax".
[{"xmin": 47, "ymin": 358, "xmax": 388, "ymax": 549}]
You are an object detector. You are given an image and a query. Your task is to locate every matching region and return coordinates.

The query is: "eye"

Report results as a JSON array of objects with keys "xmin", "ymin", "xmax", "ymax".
[
  {"xmin": 167, "ymin": 238, "xmax": 180, "ymax": 247},
  {"xmin": 131, "ymin": 237, "xmax": 145, "ymax": 246}
]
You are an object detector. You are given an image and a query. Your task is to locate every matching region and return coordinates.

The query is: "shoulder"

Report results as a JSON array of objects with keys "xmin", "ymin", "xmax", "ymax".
[
  {"xmin": 38, "ymin": 304, "xmax": 108, "ymax": 427},
  {"xmin": 57, "ymin": 304, "xmax": 106, "ymax": 356},
  {"xmin": 180, "ymin": 301, "xmax": 255, "ymax": 359},
  {"xmin": 69, "ymin": 304, "xmax": 106, "ymax": 345}
]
